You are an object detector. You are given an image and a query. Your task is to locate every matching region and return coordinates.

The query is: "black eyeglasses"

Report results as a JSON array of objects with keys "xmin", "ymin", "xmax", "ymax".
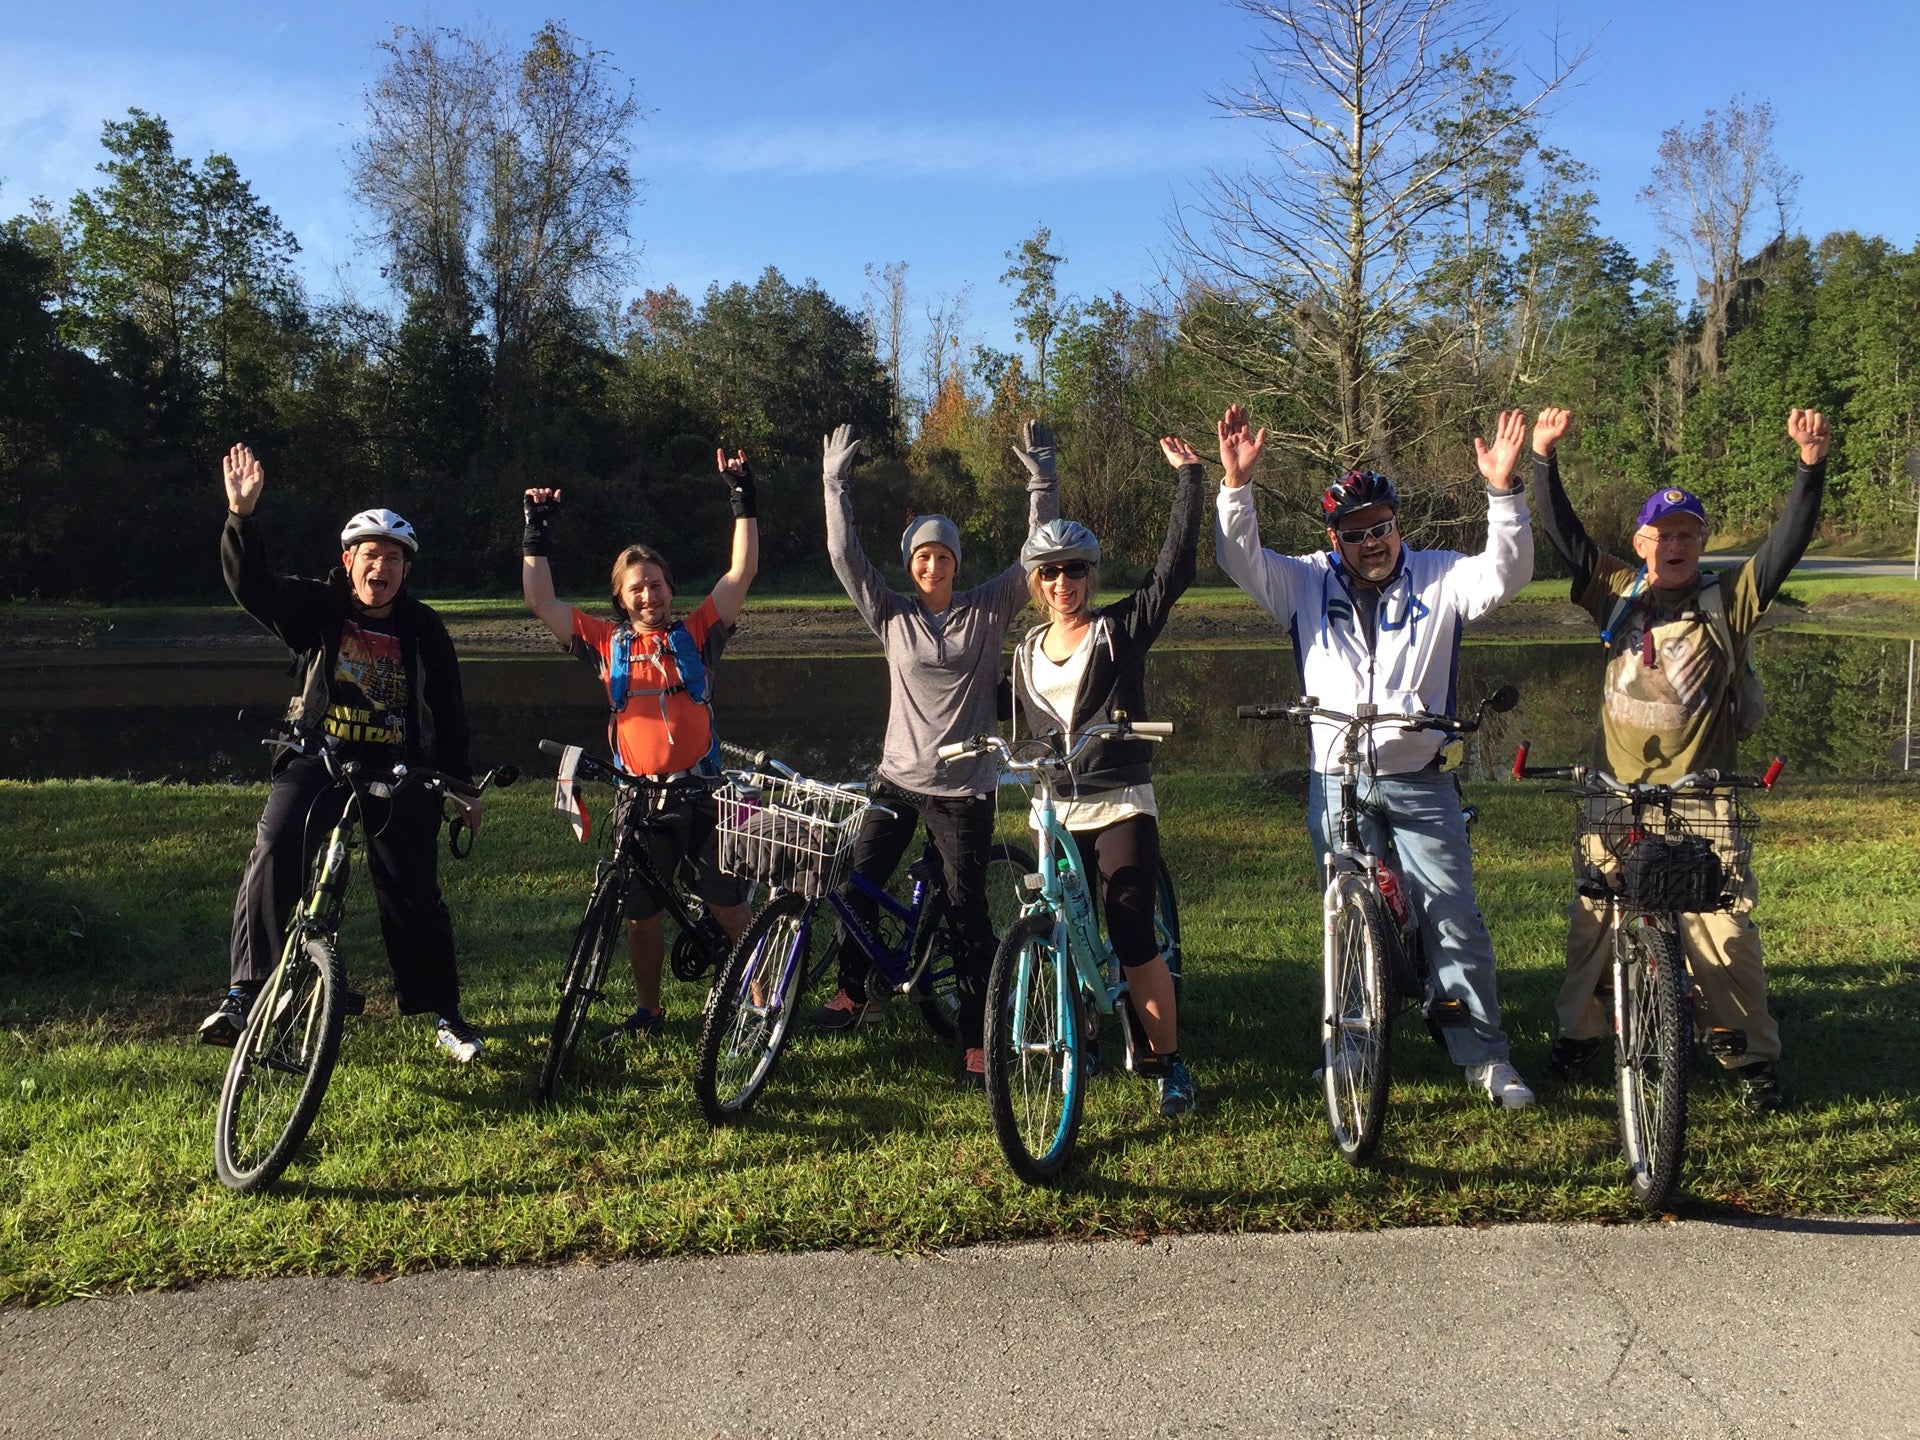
[
  {"xmin": 1334, "ymin": 518, "xmax": 1396, "ymax": 545},
  {"xmin": 1036, "ymin": 561, "xmax": 1091, "ymax": 581}
]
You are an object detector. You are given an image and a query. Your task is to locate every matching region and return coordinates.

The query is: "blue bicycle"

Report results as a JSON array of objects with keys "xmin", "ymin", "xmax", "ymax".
[
  {"xmin": 940, "ymin": 719, "xmax": 1180, "ymax": 1184},
  {"xmin": 692, "ymin": 752, "xmax": 1033, "ymax": 1124}
]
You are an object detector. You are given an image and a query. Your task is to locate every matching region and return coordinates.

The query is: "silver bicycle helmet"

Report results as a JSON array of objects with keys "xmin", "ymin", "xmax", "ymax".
[
  {"xmin": 1020, "ymin": 518, "xmax": 1101, "ymax": 573},
  {"xmin": 340, "ymin": 508, "xmax": 419, "ymax": 555}
]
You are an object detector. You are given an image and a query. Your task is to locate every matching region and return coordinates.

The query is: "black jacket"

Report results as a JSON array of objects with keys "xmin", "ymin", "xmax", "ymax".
[
  {"xmin": 222, "ymin": 512, "xmax": 472, "ymax": 782},
  {"xmin": 1010, "ymin": 463, "xmax": 1203, "ymax": 794}
]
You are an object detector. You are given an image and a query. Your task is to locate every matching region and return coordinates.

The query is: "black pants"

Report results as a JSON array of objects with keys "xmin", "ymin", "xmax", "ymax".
[
  {"xmin": 835, "ymin": 779, "xmax": 996, "ymax": 1048},
  {"xmin": 228, "ymin": 755, "xmax": 461, "ymax": 1017},
  {"xmin": 1069, "ymin": 813, "xmax": 1162, "ymax": 970}
]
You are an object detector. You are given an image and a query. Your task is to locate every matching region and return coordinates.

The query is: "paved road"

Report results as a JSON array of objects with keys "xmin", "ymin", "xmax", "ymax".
[{"xmin": 4, "ymin": 1218, "xmax": 1916, "ymax": 1439}]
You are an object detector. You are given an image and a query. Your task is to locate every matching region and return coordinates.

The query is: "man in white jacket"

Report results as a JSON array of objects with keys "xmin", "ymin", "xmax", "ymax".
[{"xmin": 1213, "ymin": 405, "xmax": 1537, "ymax": 1107}]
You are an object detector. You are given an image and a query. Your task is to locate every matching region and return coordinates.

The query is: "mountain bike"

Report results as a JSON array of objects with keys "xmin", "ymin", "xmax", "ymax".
[
  {"xmin": 533, "ymin": 738, "xmax": 756, "ymax": 1102},
  {"xmin": 213, "ymin": 727, "xmax": 517, "ymax": 1193},
  {"xmin": 1237, "ymin": 687, "xmax": 1517, "ymax": 1164},
  {"xmin": 1511, "ymin": 744, "xmax": 1783, "ymax": 1211},
  {"xmin": 692, "ymin": 752, "xmax": 1034, "ymax": 1124},
  {"xmin": 940, "ymin": 718, "xmax": 1181, "ymax": 1184}
]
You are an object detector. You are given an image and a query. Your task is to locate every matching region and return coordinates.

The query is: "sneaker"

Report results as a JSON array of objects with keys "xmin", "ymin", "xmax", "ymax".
[
  {"xmin": 956, "ymin": 1046, "xmax": 987, "ymax": 1091},
  {"xmin": 1467, "ymin": 1059, "xmax": 1535, "ymax": 1109},
  {"xmin": 197, "ymin": 987, "xmax": 254, "ymax": 1046},
  {"xmin": 601, "ymin": 1005, "xmax": 664, "ymax": 1047},
  {"xmin": 1737, "ymin": 1061, "xmax": 1787, "ymax": 1114},
  {"xmin": 434, "ymin": 1014, "xmax": 484, "ymax": 1064},
  {"xmin": 809, "ymin": 988, "xmax": 876, "ymax": 1031},
  {"xmin": 1157, "ymin": 1059, "xmax": 1196, "ymax": 1118},
  {"xmin": 1546, "ymin": 1034, "xmax": 1603, "ymax": 1082}
]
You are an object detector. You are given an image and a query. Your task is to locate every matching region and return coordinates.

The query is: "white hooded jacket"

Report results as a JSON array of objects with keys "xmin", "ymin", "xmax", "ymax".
[{"xmin": 1214, "ymin": 483, "xmax": 1533, "ymax": 774}]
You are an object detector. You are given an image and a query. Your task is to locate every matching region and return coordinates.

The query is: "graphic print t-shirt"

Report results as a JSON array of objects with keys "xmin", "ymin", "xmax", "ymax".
[{"xmin": 325, "ymin": 615, "xmax": 409, "ymax": 763}]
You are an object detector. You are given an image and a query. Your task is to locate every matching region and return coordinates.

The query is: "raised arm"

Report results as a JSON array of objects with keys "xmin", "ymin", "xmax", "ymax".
[
  {"xmin": 1015, "ymin": 419, "xmax": 1062, "ymax": 532},
  {"xmin": 1114, "ymin": 439, "xmax": 1204, "ymax": 643},
  {"xmin": 821, "ymin": 423, "xmax": 894, "ymax": 633},
  {"xmin": 708, "ymin": 448, "xmax": 760, "ymax": 626},
  {"xmin": 1528, "ymin": 406, "xmax": 1605, "ymax": 595},
  {"xmin": 219, "ymin": 442, "xmax": 326, "ymax": 650},
  {"xmin": 1447, "ymin": 409, "xmax": 1534, "ymax": 619},
  {"xmin": 1746, "ymin": 409, "xmax": 1830, "ymax": 606},
  {"xmin": 1211, "ymin": 405, "xmax": 1307, "ymax": 626},
  {"xmin": 519, "ymin": 488, "xmax": 575, "ymax": 646}
]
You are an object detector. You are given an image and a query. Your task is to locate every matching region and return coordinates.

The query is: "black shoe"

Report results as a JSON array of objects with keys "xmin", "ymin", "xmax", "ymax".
[
  {"xmin": 601, "ymin": 1005, "xmax": 664, "ymax": 1048},
  {"xmin": 1737, "ymin": 1061, "xmax": 1787, "ymax": 1114},
  {"xmin": 197, "ymin": 988, "xmax": 254, "ymax": 1046},
  {"xmin": 1546, "ymin": 1034, "xmax": 1602, "ymax": 1082}
]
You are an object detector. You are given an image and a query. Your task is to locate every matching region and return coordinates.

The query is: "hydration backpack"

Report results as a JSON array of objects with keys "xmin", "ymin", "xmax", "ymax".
[{"xmin": 606, "ymin": 619, "xmax": 722, "ymax": 775}]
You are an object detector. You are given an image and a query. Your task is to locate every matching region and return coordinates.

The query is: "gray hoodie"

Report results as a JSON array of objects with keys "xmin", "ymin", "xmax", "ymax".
[{"xmin": 825, "ymin": 470, "xmax": 1058, "ymax": 796}]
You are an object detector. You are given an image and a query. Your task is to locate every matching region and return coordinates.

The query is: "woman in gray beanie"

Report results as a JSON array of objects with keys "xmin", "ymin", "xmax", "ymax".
[{"xmin": 819, "ymin": 421, "xmax": 1059, "ymax": 1086}]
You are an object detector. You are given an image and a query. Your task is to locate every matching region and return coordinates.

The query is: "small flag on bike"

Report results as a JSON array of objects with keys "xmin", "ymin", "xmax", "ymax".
[{"xmin": 553, "ymin": 745, "xmax": 590, "ymax": 842}]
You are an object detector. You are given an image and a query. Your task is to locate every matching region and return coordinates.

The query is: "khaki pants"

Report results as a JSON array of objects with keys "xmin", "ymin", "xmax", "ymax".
[{"xmin": 1558, "ymin": 896, "xmax": 1780, "ymax": 1066}]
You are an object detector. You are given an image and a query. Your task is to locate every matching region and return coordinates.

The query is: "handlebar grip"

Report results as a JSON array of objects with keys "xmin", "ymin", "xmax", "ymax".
[
  {"xmin": 1510, "ymin": 742, "xmax": 1529, "ymax": 780},
  {"xmin": 538, "ymin": 738, "xmax": 566, "ymax": 758},
  {"xmin": 1236, "ymin": 705, "xmax": 1289, "ymax": 720},
  {"xmin": 1130, "ymin": 721, "xmax": 1174, "ymax": 737},
  {"xmin": 1761, "ymin": 756, "xmax": 1785, "ymax": 790},
  {"xmin": 936, "ymin": 741, "xmax": 972, "ymax": 762}
]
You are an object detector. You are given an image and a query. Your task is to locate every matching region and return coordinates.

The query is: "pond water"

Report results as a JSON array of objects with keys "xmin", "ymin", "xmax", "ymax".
[{"xmin": 1, "ymin": 631, "xmax": 1914, "ymax": 784}]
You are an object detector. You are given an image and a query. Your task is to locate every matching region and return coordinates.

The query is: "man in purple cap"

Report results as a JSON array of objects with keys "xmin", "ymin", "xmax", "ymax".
[{"xmin": 1529, "ymin": 406, "xmax": 1831, "ymax": 1112}]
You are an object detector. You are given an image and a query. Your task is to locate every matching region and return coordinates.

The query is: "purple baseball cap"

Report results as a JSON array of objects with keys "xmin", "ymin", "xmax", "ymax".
[{"xmin": 1635, "ymin": 487, "xmax": 1708, "ymax": 529}]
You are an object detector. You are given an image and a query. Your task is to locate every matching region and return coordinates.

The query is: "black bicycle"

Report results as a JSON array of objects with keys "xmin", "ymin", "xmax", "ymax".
[
  {"xmin": 534, "ymin": 738, "xmax": 755, "ymax": 1102},
  {"xmin": 213, "ymin": 727, "xmax": 516, "ymax": 1192}
]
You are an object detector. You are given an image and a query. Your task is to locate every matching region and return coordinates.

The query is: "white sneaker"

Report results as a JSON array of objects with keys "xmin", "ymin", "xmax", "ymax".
[
  {"xmin": 1468, "ymin": 1060, "xmax": 1535, "ymax": 1109},
  {"xmin": 435, "ymin": 1015, "xmax": 484, "ymax": 1064}
]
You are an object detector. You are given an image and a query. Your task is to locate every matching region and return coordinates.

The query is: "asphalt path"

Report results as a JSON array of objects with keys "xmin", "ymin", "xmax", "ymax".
[{"xmin": 4, "ymin": 1218, "xmax": 1916, "ymax": 1439}]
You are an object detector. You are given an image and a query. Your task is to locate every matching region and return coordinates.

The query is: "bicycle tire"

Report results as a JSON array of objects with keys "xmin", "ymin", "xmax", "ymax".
[
  {"xmin": 537, "ymin": 868, "xmax": 625, "ymax": 1102},
  {"xmin": 1615, "ymin": 917, "xmax": 1690, "ymax": 1212},
  {"xmin": 911, "ymin": 842, "xmax": 1035, "ymax": 1039},
  {"xmin": 1323, "ymin": 876, "xmax": 1393, "ymax": 1164},
  {"xmin": 693, "ymin": 892, "xmax": 823, "ymax": 1124},
  {"xmin": 213, "ymin": 935, "xmax": 346, "ymax": 1193},
  {"xmin": 984, "ymin": 913, "xmax": 1086, "ymax": 1184}
]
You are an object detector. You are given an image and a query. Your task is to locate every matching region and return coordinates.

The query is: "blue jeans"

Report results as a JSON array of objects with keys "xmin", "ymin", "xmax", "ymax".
[{"xmin": 1307, "ymin": 768, "xmax": 1511, "ymax": 1068}]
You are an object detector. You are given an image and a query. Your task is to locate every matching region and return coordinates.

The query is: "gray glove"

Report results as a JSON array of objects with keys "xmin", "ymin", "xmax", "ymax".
[
  {"xmin": 1010, "ymin": 420, "xmax": 1057, "ymax": 482},
  {"xmin": 822, "ymin": 423, "xmax": 863, "ymax": 487}
]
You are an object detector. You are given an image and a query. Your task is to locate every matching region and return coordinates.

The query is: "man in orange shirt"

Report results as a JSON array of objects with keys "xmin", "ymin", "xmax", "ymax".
[{"xmin": 521, "ymin": 450, "xmax": 759, "ymax": 1037}]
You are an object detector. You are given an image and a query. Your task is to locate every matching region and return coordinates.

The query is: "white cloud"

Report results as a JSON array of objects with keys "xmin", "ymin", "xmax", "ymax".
[{"xmin": 648, "ymin": 116, "xmax": 1241, "ymax": 182}]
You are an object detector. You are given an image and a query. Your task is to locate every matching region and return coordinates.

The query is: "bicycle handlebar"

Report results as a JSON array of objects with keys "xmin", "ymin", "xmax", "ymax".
[
  {"xmin": 937, "ymin": 717, "xmax": 1173, "ymax": 770},
  {"xmin": 1509, "ymin": 741, "xmax": 1785, "ymax": 794},
  {"xmin": 1238, "ymin": 685, "xmax": 1516, "ymax": 740}
]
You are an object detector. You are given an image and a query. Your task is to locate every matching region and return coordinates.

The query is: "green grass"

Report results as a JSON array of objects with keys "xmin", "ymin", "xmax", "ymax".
[{"xmin": 3, "ymin": 773, "xmax": 1919, "ymax": 1307}]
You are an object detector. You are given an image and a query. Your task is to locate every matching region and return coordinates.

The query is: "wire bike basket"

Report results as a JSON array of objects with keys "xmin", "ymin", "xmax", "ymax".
[
  {"xmin": 1574, "ymin": 793, "xmax": 1761, "ymax": 913},
  {"xmin": 715, "ymin": 773, "xmax": 870, "ymax": 898}
]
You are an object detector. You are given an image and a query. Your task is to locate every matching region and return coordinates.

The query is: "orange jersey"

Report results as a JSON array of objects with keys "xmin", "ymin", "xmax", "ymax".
[{"xmin": 572, "ymin": 598, "xmax": 729, "ymax": 776}]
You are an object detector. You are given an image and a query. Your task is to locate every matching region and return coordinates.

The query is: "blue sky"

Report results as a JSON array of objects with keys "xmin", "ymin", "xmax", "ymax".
[{"xmin": 4, "ymin": 0, "xmax": 1917, "ymax": 366}]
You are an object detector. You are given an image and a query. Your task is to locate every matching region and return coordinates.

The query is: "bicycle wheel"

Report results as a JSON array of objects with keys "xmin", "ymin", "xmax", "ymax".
[
  {"xmin": 1323, "ymin": 876, "xmax": 1394, "ymax": 1164},
  {"xmin": 985, "ymin": 913, "xmax": 1086, "ymax": 1184},
  {"xmin": 911, "ymin": 842, "xmax": 1035, "ymax": 1038},
  {"xmin": 1615, "ymin": 918, "xmax": 1690, "ymax": 1212},
  {"xmin": 213, "ymin": 935, "xmax": 346, "ymax": 1193},
  {"xmin": 537, "ymin": 868, "xmax": 625, "ymax": 1102},
  {"xmin": 693, "ymin": 892, "xmax": 825, "ymax": 1123}
]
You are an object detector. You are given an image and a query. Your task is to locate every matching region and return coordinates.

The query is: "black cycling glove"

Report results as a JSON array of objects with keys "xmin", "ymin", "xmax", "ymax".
[
  {"xmin": 723, "ymin": 460, "xmax": 757, "ymax": 520},
  {"xmin": 522, "ymin": 493, "xmax": 562, "ymax": 557}
]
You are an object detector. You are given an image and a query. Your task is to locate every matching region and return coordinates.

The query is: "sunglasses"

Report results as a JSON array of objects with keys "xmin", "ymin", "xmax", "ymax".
[
  {"xmin": 1037, "ymin": 561, "xmax": 1091, "ymax": 582},
  {"xmin": 1334, "ymin": 518, "xmax": 1396, "ymax": 545}
]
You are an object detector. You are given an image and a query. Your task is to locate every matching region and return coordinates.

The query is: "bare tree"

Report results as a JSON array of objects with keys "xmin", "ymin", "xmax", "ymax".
[
  {"xmin": 1001, "ymin": 225, "xmax": 1066, "ymax": 396},
  {"xmin": 863, "ymin": 259, "xmax": 911, "ymax": 426},
  {"xmin": 1638, "ymin": 96, "xmax": 1799, "ymax": 381},
  {"xmin": 1174, "ymin": 0, "xmax": 1583, "ymax": 473},
  {"xmin": 351, "ymin": 21, "xmax": 641, "ymax": 427},
  {"xmin": 919, "ymin": 283, "xmax": 971, "ymax": 415}
]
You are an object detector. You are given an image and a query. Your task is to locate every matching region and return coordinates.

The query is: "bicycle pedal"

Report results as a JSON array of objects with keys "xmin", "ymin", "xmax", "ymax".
[
  {"xmin": 342, "ymin": 989, "xmax": 367, "ymax": 1016},
  {"xmin": 1424, "ymin": 997, "xmax": 1471, "ymax": 1027},
  {"xmin": 1704, "ymin": 1026, "xmax": 1747, "ymax": 1057}
]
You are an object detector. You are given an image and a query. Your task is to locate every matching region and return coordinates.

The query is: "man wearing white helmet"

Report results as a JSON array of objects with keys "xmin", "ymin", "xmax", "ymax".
[
  {"xmin": 819, "ymin": 420, "xmax": 1058, "ymax": 1087},
  {"xmin": 198, "ymin": 443, "xmax": 486, "ymax": 1064}
]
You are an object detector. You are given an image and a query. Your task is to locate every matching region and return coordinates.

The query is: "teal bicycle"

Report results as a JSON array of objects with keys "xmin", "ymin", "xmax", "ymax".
[{"xmin": 940, "ymin": 718, "xmax": 1180, "ymax": 1184}]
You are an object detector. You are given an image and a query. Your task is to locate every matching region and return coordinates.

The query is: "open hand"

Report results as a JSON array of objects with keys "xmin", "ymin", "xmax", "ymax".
[
  {"xmin": 1159, "ymin": 435, "xmax": 1201, "ymax": 468},
  {"xmin": 1216, "ymin": 405, "xmax": 1266, "ymax": 487},
  {"xmin": 823, "ymin": 424, "xmax": 862, "ymax": 484},
  {"xmin": 1010, "ymin": 420, "xmax": 1058, "ymax": 481},
  {"xmin": 1473, "ymin": 408, "xmax": 1527, "ymax": 490},
  {"xmin": 223, "ymin": 444, "xmax": 264, "ymax": 516},
  {"xmin": 1531, "ymin": 407, "xmax": 1572, "ymax": 458}
]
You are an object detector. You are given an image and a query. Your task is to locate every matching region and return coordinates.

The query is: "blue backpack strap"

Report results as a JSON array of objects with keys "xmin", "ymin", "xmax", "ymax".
[
  {"xmin": 664, "ymin": 620, "xmax": 710, "ymax": 704},
  {"xmin": 607, "ymin": 621, "xmax": 634, "ymax": 712},
  {"xmin": 1598, "ymin": 565, "xmax": 1648, "ymax": 647}
]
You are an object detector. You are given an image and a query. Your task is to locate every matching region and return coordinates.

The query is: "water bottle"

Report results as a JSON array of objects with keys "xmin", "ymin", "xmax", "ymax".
[
  {"xmin": 1374, "ymin": 861, "xmax": 1411, "ymax": 930},
  {"xmin": 1059, "ymin": 858, "xmax": 1095, "ymax": 930}
]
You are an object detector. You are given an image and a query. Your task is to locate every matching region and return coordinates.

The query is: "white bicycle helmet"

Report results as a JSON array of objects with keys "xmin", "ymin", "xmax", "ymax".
[
  {"xmin": 1020, "ymin": 518, "xmax": 1101, "ymax": 573},
  {"xmin": 340, "ymin": 508, "xmax": 419, "ymax": 555}
]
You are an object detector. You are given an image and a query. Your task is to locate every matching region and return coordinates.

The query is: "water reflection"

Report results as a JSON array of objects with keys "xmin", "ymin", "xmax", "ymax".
[{"xmin": 1, "ymin": 631, "xmax": 1913, "ymax": 783}]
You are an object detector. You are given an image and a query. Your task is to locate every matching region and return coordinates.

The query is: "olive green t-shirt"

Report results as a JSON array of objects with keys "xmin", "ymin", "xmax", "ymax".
[{"xmin": 1577, "ymin": 558, "xmax": 1763, "ymax": 783}]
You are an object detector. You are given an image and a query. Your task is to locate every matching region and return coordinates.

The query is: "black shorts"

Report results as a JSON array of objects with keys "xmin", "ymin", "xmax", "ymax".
[{"xmin": 609, "ymin": 788, "xmax": 749, "ymax": 921}]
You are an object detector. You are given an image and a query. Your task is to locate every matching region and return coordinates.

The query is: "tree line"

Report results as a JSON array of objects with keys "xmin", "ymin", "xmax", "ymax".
[{"xmin": 4, "ymin": 3, "xmax": 1917, "ymax": 604}]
